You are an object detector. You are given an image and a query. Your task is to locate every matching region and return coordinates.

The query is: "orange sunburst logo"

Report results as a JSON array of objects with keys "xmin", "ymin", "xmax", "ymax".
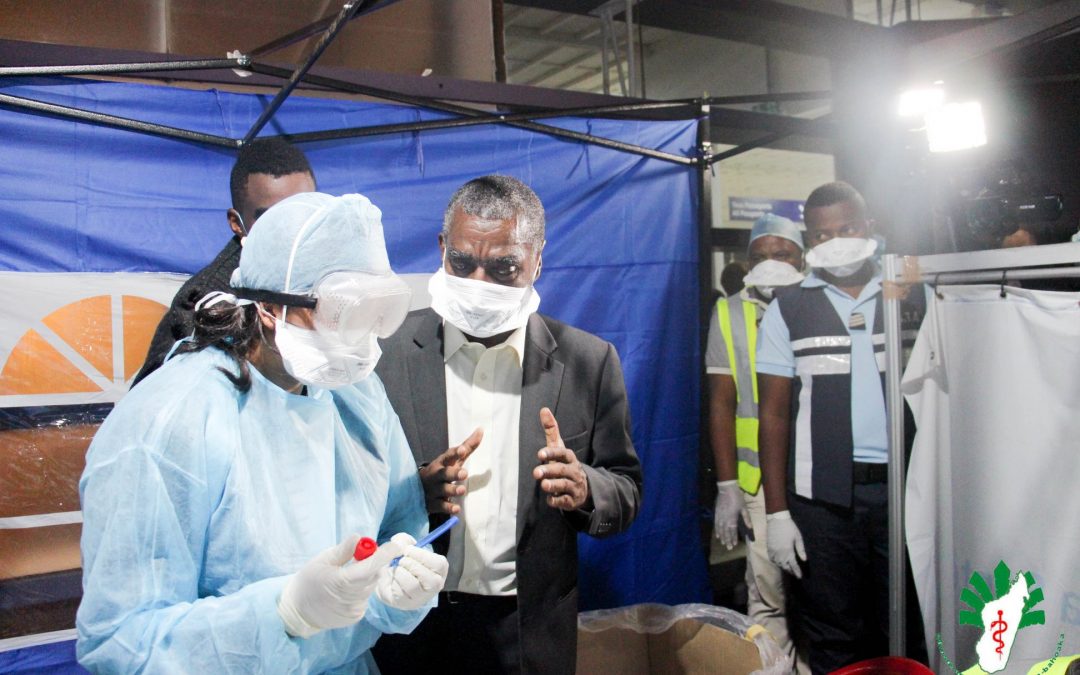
[{"xmin": 0, "ymin": 294, "xmax": 166, "ymax": 395}]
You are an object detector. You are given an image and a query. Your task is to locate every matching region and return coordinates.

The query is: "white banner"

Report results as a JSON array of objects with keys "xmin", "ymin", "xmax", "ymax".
[
  {"xmin": 904, "ymin": 285, "xmax": 1080, "ymax": 673},
  {"xmin": 0, "ymin": 272, "xmax": 187, "ymax": 407}
]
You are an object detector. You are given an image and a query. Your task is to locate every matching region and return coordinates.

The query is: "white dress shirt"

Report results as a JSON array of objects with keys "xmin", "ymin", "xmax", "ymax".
[{"xmin": 443, "ymin": 322, "xmax": 526, "ymax": 595}]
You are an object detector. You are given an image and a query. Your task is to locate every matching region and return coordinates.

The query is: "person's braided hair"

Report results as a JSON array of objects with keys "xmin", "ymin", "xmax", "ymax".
[{"xmin": 173, "ymin": 296, "xmax": 261, "ymax": 392}]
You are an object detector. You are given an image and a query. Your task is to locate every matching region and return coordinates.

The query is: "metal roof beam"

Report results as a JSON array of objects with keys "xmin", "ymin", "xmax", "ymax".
[
  {"xmin": 508, "ymin": 0, "xmax": 892, "ymax": 59},
  {"xmin": 907, "ymin": 0, "xmax": 1080, "ymax": 78},
  {"xmin": 539, "ymin": 12, "xmax": 582, "ymax": 35},
  {"xmin": 560, "ymin": 67, "xmax": 606, "ymax": 90},
  {"xmin": 522, "ymin": 51, "xmax": 599, "ymax": 87},
  {"xmin": 505, "ymin": 25, "xmax": 601, "ymax": 49},
  {"xmin": 509, "ymin": 47, "xmax": 565, "ymax": 79}
]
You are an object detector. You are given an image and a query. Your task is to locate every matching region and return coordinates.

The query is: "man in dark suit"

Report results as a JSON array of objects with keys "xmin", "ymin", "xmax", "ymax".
[
  {"xmin": 372, "ymin": 175, "xmax": 642, "ymax": 675},
  {"xmin": 131, "ymin": 138, "xmax": 315, "ymax": 386}
]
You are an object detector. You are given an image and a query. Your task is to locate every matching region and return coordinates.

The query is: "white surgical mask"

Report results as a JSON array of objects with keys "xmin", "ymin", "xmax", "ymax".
[
  {"xmin": 805, "ymin": 237, "xmax": 877, "ymax": 278},
  {"xmin": 273, "ymin": 316, "xmax": 382, "ymax": 390},
  {"xmin": 743, "ymin": 259, "xmax": 805, "ymax": 299},
  {"xmin": 428, "ymin": 267, "xmax": 540, "ymax": 338}
]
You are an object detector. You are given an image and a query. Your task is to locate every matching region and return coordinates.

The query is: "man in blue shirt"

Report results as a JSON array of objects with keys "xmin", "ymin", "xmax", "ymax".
[{"xmin": 755, "ymin": 182, "xmax": 922, "ymax": 673}]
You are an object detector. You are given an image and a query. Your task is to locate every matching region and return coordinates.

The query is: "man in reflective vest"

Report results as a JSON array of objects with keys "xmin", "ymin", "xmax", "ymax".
[{"xmin": 707, "ymin": 213, "xmax": 806, "ymax": 672}]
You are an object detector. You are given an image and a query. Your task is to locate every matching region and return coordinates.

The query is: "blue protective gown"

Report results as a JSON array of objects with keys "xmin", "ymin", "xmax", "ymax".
[{"xmin": 76, "ymin": 348, "xmax": 431, "ymax": 674}]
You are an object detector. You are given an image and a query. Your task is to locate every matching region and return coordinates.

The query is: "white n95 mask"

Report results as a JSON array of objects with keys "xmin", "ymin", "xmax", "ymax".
[
  {"xmin": 273, "ymin": 318, "xmax": 382, "ymax": 390},
  {"xmin": 804, "ymin": 237, "xmax": 877, "ymax": 278},
  {"xmin": 428, "ymin": 267, "xmax": 540, "ymax": 338},
  {"xmin": 743, "ymin": 260, "xmax": 805, "ymax": 299}
]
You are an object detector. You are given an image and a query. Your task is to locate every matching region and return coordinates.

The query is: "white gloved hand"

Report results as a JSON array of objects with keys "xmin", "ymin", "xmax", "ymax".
[
  {"xmin": 375, "ymin": 533, "xmax": 449, "ymax": 610},
  {"xmin": 277, "ymin": 534, "xmax": 406, "ymax": 638},
  {"xmin": 766, "ymin": 510, "xmax": 807, "ymax": 579},
  {"xmin": 714, "ymin": 480, "xmax": 751, "ymax": 550}
]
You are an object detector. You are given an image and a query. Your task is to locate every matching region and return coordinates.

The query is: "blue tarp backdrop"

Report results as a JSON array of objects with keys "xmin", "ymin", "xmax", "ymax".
[{"xmin": 0, "ymin": 76, "xmax": 709, "ymax": 668}]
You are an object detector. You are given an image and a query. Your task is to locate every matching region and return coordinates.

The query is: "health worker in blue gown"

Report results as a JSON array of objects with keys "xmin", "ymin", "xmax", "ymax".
[{"xmin": 76, "ymin": 192, "xmax": 448, "ymax": 674}]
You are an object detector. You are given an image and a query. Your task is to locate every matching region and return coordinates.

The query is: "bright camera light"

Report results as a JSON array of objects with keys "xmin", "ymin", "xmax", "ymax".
[
  {"xmin": 926, "ymin": 101, "xmax": 987, "ymax": 153},
  {"xmin": 898, "ymin": 88, "xmax": 945, "ymax": 117}
]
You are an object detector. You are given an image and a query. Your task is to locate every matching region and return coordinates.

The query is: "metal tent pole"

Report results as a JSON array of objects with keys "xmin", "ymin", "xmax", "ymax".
[
  {"xmin": 929, "ymin": 266, "xmax": 1080, "ymax": 284},
  {"xmin": 625, "ymin": 0, "xmax": 637, "ymax": 98},
  {"xmin": 697, "ymin": 101, "xmax": 715, "ymax": 357},
  {"xmin": 273, "ymin": 100, "xmax": 695, "ymax": 144},
  {"xmin": 882, "ymin": 253, "xmax": 907, "ymax": 656},
  {"xmin": 243, "ymin": 1, "xmax": 364, "ymax": 143},
  {"xmin": 248, "ymin": 63, "xmax": 695, "ymax": 165},
  {"xmin": 247, "ymin": 0, "xmax": 407, "ymax": 58},
  {"xmin": 696, "ymin": 102, "xmax": 717, "ymax": 551},
  {"xmin": 0, "ymin": 91, "xmax": 237, "ymax": 147},
  {"xmin": 0, "ymin": 58, "xmax": 247, "ymax": 77}
]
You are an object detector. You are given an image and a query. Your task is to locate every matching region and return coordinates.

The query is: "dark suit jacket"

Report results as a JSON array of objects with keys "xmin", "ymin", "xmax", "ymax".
[
  {"xmin": 131, "ymin": 238, "xmax": 242, "ymax": 387},
  {"xmin": 375, "ymin": 308, "xmax": 643, "ymax": 674}
]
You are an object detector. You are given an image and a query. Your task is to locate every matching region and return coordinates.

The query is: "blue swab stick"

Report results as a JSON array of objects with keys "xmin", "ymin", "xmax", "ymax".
[{"xmin": 390, "ymin": 515, "xmax": 459, "ymax": 567}]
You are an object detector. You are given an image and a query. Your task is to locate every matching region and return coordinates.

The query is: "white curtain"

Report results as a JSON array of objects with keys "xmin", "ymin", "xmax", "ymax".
[{"xmin": 904, "ymin": 284, "xmax": 1080, "ymax": 673}]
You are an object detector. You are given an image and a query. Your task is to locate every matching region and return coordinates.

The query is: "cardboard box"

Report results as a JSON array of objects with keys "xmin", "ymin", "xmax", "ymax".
[{"xmin": 577, "ymin": 616, "xmax": 764, "ymax": 675}]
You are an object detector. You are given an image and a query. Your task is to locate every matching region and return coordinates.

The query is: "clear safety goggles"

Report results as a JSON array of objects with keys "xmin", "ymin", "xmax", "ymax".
[{"xmin": 234, "ymin": 271, "xmax": 412, "ymax": 344}]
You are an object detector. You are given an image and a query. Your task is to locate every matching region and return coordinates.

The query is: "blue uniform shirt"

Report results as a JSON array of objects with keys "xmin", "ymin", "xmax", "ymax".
[{"xmin": 756, "ymin": 272, "xmax": 888, "ymax": 463}]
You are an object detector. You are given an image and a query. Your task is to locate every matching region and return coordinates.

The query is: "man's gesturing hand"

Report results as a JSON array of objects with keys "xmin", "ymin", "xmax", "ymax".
[
  {"xmin": 418, "ymin": 428, "xmax": 482, "ymax": 515},
  {"xmin": 532, "ymin": 407, "xmax": 589, "ymax": 511}
]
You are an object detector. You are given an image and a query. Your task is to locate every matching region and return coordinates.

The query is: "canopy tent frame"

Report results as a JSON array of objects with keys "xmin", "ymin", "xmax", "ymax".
[
  {"xmin": 0, "ymin": 57, "xmax": 701, "ymax": 165},
  {"xmin": 0, "ymin": 0, "xmax": 837, "ymax": 662},
  {"xmin": 0, "ymin": 0, "xmax": 832, "ymax": 165}
]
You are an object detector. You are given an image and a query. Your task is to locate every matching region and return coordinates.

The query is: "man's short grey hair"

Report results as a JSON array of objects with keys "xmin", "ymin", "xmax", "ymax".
[{"xmin": 442, "ymin": 175, "xmax": 545, "ymax": 247}]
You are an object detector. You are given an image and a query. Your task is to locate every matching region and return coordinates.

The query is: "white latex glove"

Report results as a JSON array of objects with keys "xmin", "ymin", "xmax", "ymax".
[
  {"xmin": 766, "ymin": 510, "xmax": 807, "ymax": 579},
  {"xmin": 713, "ymin": 480, "xmax": 751, "ymax": 550},
  {"xmin": 375, "ymin": 532, "xmax": 449, "ymax": 610},
  {"xmin": 278, "ymin": 534, "xmax": 406, "ymax": 638}
]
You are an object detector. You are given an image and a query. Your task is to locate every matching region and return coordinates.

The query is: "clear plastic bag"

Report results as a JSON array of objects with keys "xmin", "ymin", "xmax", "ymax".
[{"xmin": 578, "ymin": 603, "xmax": 792, "ymax": 675}]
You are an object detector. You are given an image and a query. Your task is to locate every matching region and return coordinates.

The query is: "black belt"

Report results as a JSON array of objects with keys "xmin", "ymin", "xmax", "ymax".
[
  {"xmin": 439, "ymin": 591, "xmax": 517, "ymax": 609},
  {"xmin": 853, "ymin": 462, "xmax": 888, "ymax": 484}
]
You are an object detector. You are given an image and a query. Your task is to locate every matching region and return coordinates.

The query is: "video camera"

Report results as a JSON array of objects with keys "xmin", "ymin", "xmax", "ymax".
[
  {"xmin": 962, "ymin": 160, "xmax": 1063, "ymax": 239},
  {"xmin": 966, "ymin": 193, "xmax": 1064, "ymax": 238}
]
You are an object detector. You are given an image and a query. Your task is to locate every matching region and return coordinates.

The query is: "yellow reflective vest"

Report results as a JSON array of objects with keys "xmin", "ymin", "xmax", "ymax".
[{"xmin": 716, "ymin": 295, "xmax": 761, "ymax": 495}]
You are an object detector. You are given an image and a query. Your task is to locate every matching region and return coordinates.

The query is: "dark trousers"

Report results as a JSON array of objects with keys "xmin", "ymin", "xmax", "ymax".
[
  {"xmin": 373, "ymin": 591, "xmax": 521, "ymax": 675},
  {"xmin": 787, "ymin": 482, "xmax": 926, "ymax": 675}
]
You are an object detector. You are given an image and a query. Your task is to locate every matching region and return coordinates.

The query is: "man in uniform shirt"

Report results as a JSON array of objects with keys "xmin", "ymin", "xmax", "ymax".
[{"xmin": 756, "ymin": 182, "xmax": 924, "ymax": 673}]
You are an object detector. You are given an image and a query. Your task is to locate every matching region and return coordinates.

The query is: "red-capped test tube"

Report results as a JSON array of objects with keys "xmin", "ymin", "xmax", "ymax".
[{"xmin": 353, "ymin": 537, "xmax": 378, "ymax": 562}]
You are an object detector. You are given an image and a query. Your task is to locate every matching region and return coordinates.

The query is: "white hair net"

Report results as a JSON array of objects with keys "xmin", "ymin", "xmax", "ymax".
[{"xmin": 231, "ymin": 192, "xmax": 392, "ymax": 293}]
